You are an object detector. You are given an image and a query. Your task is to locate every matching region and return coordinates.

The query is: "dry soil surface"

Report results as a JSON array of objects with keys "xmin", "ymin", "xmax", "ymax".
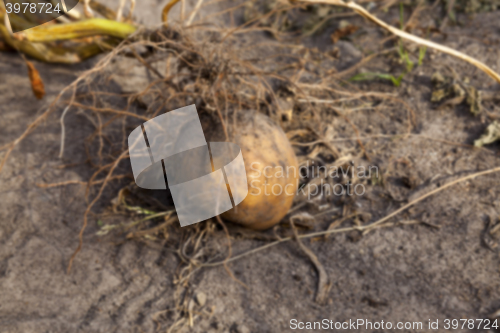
[{"xmin": 1, "ymin": 1, "xmax": 500, "ymax": 333}]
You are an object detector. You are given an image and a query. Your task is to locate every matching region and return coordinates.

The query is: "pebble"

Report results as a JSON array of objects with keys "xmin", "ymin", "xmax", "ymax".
[{"xmin": 195, "ymin": 292, "xmax": 207, "ymax": 307}]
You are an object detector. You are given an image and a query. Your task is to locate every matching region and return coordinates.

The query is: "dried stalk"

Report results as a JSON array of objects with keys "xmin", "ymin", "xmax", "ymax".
[
  {"xmin": 297, "ymin": 0, "xmax": 500, "ymax": 84},
  {"xmin": 162, "ymin": 0, "xmax": 181, "ymax": 27}
]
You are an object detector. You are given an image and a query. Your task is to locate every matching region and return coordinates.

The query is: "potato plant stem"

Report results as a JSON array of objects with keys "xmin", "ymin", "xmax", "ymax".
[{"xmin": 18, "ymin": 18, "xmax": 136, "ymax": 42}]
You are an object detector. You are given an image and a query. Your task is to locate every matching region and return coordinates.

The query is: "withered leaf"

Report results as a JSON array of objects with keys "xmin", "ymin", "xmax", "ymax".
[
  {"xmin": 25, "ymin": 60, "xmax": 45, "ymax": 99},
  {"xmin": 331, "ymin": 25, "xmax": 359, "ymax": 44},
  {"xmin": 474, "ymin": 121, "xmax": 500, "ymax": 147}
]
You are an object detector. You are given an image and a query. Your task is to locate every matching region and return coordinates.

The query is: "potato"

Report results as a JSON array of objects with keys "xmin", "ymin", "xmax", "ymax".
[{"xmin": 219, "ymin": 112, "xmax": 299, "ymax": 230}]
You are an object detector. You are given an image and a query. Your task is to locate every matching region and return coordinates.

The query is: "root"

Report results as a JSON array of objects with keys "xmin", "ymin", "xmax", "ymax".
[
  {"xmin": 67, "ymin": 149, "xmax": 129, "ymax": 273},
  {"xmin": 290, "ymin": 220, "xmax": 331, "ymax": 305}
]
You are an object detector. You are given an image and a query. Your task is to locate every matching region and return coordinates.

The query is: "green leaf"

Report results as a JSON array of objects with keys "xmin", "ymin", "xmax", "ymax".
[
  {"xmin": 349, "ymin": 72, "xmax": 405, "ymax": 87},
  {"xmin": 418, "ymin": 46, "xmax": 427, "ymax": 66}
]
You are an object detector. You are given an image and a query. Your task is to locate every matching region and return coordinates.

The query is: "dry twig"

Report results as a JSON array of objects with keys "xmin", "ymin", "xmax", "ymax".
[{"xmin": 291, "ymin": 220, "xmax": 331, "ymax": 304}]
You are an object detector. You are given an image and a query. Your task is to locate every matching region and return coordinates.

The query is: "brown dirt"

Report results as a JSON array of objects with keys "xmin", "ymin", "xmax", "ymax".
[{"xmin": 1, "ymin": 1, "xmax": 500, "ymax": 332}]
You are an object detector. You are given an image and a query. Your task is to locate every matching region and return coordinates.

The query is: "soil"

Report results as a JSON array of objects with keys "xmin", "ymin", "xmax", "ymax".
[{"xmin": 1, "ymin": 1, "xmax": 500, "ymax": 332}]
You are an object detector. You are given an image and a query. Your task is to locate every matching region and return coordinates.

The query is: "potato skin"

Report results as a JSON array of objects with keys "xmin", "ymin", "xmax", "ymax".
[{"xmin": 221, "ymin": 113, "xmax": 299, "ymax": 230}]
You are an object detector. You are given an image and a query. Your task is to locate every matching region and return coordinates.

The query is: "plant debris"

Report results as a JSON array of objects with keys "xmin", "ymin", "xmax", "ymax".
[
  {"xmin": 474, "ymin": 121, "xmax": 500, "ymax": 147},
  {"xmin": 24, "ymin": 58, "xmax": 45, "ymax": 99},
  {"xmin": 431, "ymin": 71, "xmax": 482, "ymax": 115},
  {"xmin": 0, "ymin": 2, "xmax": 136, "ymax": 63},
  {"xmin": 331, "ymin": 21, "xmax": 359, "ymax": 44}
]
